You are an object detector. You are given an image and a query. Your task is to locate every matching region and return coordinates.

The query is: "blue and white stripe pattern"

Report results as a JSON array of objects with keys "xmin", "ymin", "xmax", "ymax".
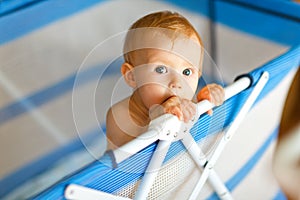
[{"xmin": 1, "ymin": 0, "xmax": 300, "ymax": 199}]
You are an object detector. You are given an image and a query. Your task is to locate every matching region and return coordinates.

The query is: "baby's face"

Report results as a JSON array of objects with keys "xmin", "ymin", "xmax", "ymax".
[{"xmin": 132, "ymin": 49, "xmax": 200, "ymax": 109}]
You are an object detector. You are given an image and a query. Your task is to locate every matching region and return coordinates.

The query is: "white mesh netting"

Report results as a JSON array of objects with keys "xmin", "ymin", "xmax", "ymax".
[{"xmin": 114, "ymin": 133, "xmax": 223, "ymax": 199}]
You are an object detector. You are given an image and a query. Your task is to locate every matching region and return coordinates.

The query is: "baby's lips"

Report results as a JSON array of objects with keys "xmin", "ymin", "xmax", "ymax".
[{"xmin": 164, "ymin": 95, "xmax": 179, "ymax": 102}]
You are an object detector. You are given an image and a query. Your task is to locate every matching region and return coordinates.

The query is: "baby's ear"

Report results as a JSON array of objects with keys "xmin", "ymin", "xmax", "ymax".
[{"xmin": 121, "ymin": 62, "xmax": 136, "ymax": 88}]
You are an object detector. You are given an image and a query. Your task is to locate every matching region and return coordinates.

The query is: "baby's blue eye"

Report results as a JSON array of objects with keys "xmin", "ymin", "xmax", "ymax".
[
  {"xmin": 155, "ymin": 65, "xmax": 167, "ymax": 74},
  {"xmin": 183, "ymin": 68, "xmax": 192, "ymax": 76}
]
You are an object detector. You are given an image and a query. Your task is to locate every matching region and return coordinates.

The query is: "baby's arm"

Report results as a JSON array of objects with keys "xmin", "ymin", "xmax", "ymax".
[
  {"xmin": 197, "ymin": 83, "xmax": 225, "ymax": 115},
  {"xmin": 106, "ymin": 108, "xmax": 135, "ymax": 150}
]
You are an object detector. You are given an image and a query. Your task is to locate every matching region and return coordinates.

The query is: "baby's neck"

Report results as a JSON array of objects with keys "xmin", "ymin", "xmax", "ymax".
[{"xmin": 129, "ymin": 91, "xmax": 150, "ymax": 127}]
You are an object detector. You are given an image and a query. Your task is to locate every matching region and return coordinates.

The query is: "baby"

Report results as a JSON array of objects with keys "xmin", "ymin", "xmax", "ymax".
[{"xmin": 106, "ymin": 11, "xmax": 224, "ymax": 150}]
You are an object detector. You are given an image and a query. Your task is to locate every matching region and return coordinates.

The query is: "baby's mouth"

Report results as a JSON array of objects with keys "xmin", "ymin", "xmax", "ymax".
[{"xmin": 161, "ymin": 94, "xmax": 178, "ymax": 104}]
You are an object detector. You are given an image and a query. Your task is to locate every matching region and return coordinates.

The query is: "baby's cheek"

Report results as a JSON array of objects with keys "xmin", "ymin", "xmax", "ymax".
[
  {"xmin": 183, "ymin": 86, "xmax": 197, "ymax": 100},
  {"xmin": 138, "ymin": 85, "xmax": 169, "ymax": 108},
  {"xmin": 184, "ymin": 78, "xmax": 198, "ymax": 97},
  {"xmin": 136, "ymin": 73, "xmax": 167, "ymax": 86}
]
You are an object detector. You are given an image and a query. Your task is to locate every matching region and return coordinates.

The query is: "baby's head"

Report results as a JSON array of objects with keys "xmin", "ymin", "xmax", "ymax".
[
  {"xmin": 121, "ymin": 11, "xmax": 204, "ymax": 108},
  {"xmin": 123, "ymin": 11, "xmax": 203, "ymax": 70}
]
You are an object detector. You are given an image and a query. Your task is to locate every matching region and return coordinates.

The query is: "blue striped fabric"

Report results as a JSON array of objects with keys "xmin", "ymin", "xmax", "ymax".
[
  {"xmin": 219, "ymin": 0, "xmax": 300, "ymax": 20},
  {"xmin": 0, "ymin": 126, "xmax": 105, "ymax": 198},
  {"xmin": 1, "ymin": 0, "xmax": 300, "ymax": 45},
  {"xmin": 0, "ymin": 0, "xmax": 40, "ymax": 16},
  {"xmin": 0, "ymin": 58, "xmax": 122, "ymax": 197},
  {"xmin": 32, "ymin": 46, "xmax": 300, "ymax": 199},
  {"xmin": 0, "ymin": 0, "xmax": 105, "ymax": 44},
  {"xmin": 1, "ymin": 0, "xmax": 299, "ymax": 123},
  {"xmin": 214, "ymin": 0, "xmax": 300, "ymax": 46},
  {"xmin": 0, "ymin": 58, "xmax": 122, "ymax": 126}
]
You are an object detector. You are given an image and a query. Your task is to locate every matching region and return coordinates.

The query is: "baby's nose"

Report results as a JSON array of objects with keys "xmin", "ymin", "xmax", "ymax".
[{"xmin": 168, "ymin": 76, "xmax": 182, "ymax": 89}]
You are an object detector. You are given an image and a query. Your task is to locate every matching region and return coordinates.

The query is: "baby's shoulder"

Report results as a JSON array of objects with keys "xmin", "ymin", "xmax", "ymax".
[
  {"xmin": 107, "ymin": 96, "xmax": 148, "ymax": 138},
  {"xmin": 111, "ymin": 97, "xmax": 130, "ymax": 112},
  {"xmin": 108, "ymin": 97, "xmax": 130, "ymax": 120}
]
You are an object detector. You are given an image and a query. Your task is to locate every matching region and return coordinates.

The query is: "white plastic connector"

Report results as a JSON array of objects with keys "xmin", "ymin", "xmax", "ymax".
[
  {"xmin": 148, "ymin": 113, "xmax": 187, "ymax": 141},
  {"xmin": 65, "ymin": 184, "xmax": 131, "ymax": 200}
]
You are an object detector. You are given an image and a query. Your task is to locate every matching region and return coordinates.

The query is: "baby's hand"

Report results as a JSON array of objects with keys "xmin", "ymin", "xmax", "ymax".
[
  {"xmin": 149, "ymin": 96, "xmax": 196, "ymax": 123},
  {"xmin": 197, "ymin": 83, "xmax": 225, "ymax": 115}
]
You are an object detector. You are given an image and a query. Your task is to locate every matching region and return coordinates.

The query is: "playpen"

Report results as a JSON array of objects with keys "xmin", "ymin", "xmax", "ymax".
[{"xmin": 0, "ymin": 0, "xmax": 300, "ymax": 199}]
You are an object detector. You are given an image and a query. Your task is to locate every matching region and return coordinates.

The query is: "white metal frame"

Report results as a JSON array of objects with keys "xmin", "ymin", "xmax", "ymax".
[{"xmin": 64, "ymin": 72, "xmax": 269, "ymax": 200}]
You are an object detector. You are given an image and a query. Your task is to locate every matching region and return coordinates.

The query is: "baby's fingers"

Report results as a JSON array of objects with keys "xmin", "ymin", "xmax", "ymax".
[
  {"xmin": 197, "ymin": 88, "xmax": 212, "ymax": 102},
  {"xmin": 181, "ymin": 101, "xmax": 197, "ymax": 122},
  {"xmin": 210, "ymin": 87, "xmax": 225, "ymax": 106},
  {"xmin": 207, "ymin": 109, "xmax": 213, "ymax": 116},
  {"xmin": 165, "ymin": 106, "xmax": 183, "ymax": 121}
]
